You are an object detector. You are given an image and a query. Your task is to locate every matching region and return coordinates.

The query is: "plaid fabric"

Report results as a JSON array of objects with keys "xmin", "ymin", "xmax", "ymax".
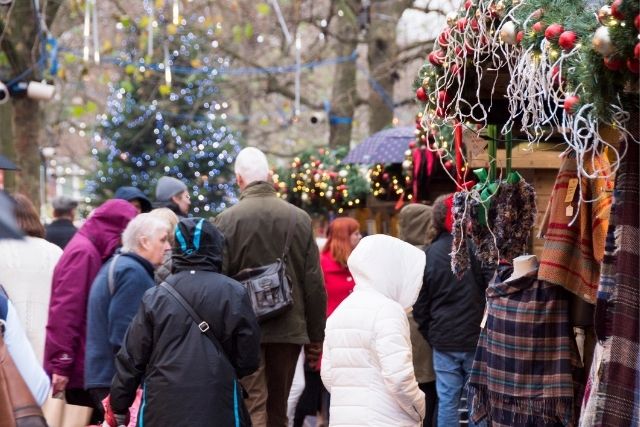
[
  {"xmin": 469, "ymin": 269, "xmax": 575, "ymax": 427},
  {"xmin": 538, "ymin": 152, "xmax": 614, "ymax": 304},
  {"xmin": 580, "ymin": 139, "xmax": 640, "ymax": 427}
]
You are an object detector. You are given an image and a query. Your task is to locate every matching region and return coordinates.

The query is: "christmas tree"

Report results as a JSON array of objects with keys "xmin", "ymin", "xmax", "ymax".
[{"xmin": 87, "ymin": 8, "xmax": 241, "ymax": 216}]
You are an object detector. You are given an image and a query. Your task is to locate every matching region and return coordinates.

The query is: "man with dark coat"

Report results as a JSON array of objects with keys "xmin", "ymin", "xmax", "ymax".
[
  {"xmin": 215, "ymin": 147, "xmax": 327, "ymax": 427},
  {"xmin": 44, "ymin": 199, "xmax": 137, "ymax": 423},
  {"xmin": 109, "ymin": 218, "xmax": 260, "ymax": 426},
  {"xmin": 45, "ymin": 195, "xmax": 78, "ymax": 249},
  {"xmin": 413, "ymin": 194, "xmax": 492, "ymax": 427}
]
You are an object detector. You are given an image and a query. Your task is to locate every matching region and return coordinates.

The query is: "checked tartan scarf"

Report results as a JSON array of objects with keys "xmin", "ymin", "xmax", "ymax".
[
  {"xmin": 579, "ymin": 139, "xmax": 640, "ymax": 427},
  {"xmin": 468, "ymin": 268, "xmax": 575, "ymax": 427}
]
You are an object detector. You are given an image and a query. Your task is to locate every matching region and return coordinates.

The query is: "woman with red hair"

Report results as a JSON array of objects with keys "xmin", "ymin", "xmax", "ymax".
[
  {"xmin": 293, "ymin": 217, "xmax": 361, "ymax": 426},
  {"xmin": 321, "ymin": 217, "xmax": 362, "ymax": 317}
]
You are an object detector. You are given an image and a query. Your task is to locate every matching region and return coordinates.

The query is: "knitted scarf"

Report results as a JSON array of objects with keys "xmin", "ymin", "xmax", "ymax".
[
  {"xmin": 579, "ymin": 139, "xmax": 639, "ymax": 427},
  {"xmin": 538, "ymin": 151, "xmax": 613, "ymax": 304},
  {"xmin": 469, "ymin": 268, "xmax": 575, "ymax": 427}
]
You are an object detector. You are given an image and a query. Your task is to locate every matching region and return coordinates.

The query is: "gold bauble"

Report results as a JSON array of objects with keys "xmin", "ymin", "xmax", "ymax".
[
  {"xmin": 422, "ymin": 77, "xmax": 430, "ymax": 88},
  {"xmin": 446, "ymin": 12, "xmax": 458, "ymax": 27},
  {"xmin": 496, "ymin": 0, "xmax": 506, "ymax": 13},
  {"xmin": 597, "ymin": 5, "xmax": 616, "ymax": 25}
]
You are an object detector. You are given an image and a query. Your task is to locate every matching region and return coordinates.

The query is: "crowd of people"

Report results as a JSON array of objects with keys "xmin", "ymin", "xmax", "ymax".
[{"xmin": 0, "ymin": 146, "xmax": 493, "ymax": 427}]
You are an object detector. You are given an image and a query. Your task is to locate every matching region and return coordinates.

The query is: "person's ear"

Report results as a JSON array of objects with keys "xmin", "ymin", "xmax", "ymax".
[
  {"xmin": 139, "ymin": 235, "xmax": 150, "ymax": 251},
  {"xmin": 236, "ymin": 173, "xmax": 245, "ymax": 190}
]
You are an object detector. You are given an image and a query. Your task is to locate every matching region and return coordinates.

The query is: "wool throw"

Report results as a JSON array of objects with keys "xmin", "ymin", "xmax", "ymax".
[
  {"xmin": 579, "ymin": 139, "xmax": 639, "ymax": 427},
  {"xmin": 468, "ymin": 268, "xmax": 575, "ymax": 427},
  {"xmin": 538, "ymin": 152, "xmax": 614, "ymax": 304}
]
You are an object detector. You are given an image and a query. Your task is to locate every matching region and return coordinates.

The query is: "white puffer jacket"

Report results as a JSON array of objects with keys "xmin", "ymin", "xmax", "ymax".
[{"xmin": 321, "ymin": 234, "xmax": 426, "ymax": 427}]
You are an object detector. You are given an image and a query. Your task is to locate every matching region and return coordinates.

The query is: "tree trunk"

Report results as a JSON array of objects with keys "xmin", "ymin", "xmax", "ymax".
[
  {"xmin": 0, "ymin": 0, "xmax": 63, "ymax": 208},
  {"xmin": 13, "ymin": 98, "xmax": 42, "ymax": 205},
  {"xmin": 367, "ymin": 0, "xmax": 412, "ymax": 133},
  {"xmin": 328, "ymin": 0, "xmax": 359, "ymax": 149},
  {"xmin": 0, "ymin": 103, "xmax": 15, "ymax": 190}
]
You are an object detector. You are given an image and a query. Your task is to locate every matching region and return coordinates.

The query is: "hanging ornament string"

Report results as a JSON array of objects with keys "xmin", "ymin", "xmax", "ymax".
[
  {"xmin": 91, "ymin": 0, "xmax": 100, "ymax": 64},
  {"xmin": 82, "ymin": 0, "xmax": 99, "ymax": 64},
  {"xmin": 172, "ymin": 0, "xmax": 180, "ymax": 26},
  {"xmin": 146, "ymin": 0, "xmax": 154, "ymax": 60},
  {"xmin": 294, "ymin": 34, "xmax": 301, "ymax": 118},
  {"xmin": 83, "ymin": 0, "xmax": 90, "ymax": 62},
  {"xmin": 163, "ymin": 42, "xmax": 172, "ymax": 88}
]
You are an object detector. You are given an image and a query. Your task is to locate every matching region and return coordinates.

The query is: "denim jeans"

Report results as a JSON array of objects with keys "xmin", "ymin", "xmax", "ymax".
[{"xmin": 433, "ymin": 349, "xmax": 479, "ymax": 427}]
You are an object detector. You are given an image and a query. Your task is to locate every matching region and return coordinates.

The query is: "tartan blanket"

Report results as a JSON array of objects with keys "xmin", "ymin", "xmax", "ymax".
[
  {"xmin": 469, "ymin": 268, "xmax": 575, "ymax": 427},
  {"xmin": 580, "ymin": 139, "xmax": 640, "ymax": 427}
]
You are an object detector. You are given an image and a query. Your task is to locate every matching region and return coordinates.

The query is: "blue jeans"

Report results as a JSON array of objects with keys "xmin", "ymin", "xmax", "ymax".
[{"xmin": 433, "ymin": 349, "xmax": 480, "ymax": 427}]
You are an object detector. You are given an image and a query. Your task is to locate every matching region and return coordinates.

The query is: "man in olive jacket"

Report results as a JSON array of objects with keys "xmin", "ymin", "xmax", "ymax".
[{"xmin": 214, "ymin": 147, "xmax": 327, "ymax": 427}]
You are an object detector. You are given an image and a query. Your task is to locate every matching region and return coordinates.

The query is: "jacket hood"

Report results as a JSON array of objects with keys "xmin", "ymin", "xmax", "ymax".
[
  {"xmin": 347, "ymin": 234, "xmax": 426, "ymax": 309},
  {"xmin": 79, "ymin": 199, "xmax": 137, "ymax": 260},
  {"xmin": 397, "ymin": 204, "xmax": 433, "ymax": 247},
  {"xmin": 172, "ymin": 218, "xmax": 223, "ymax": 272},
  {"xmin": 114, "ymin": 186, "xmax": 152, "ymax": 213}
]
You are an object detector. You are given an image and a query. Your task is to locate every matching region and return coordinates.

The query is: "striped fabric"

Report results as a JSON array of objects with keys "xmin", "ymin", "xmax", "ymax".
[
  {"xmin": 538, "ymin": 152, "xmax": 614, "ymax": 304},
  {"xmin": 580, "ymin": 139, "xmax": 640, "ymax": 427},
  {"xmin": 468, "ymin": 269, "xmax": 575, "ymax": 427}
]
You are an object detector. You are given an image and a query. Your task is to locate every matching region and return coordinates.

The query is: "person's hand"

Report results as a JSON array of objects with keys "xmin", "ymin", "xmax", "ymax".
[
  {"xmin": 51, "ymin": 374, "xmax": 68, "ymax": 398},
  {"xmin": 304, "ymin": 341, "xmax": 323, "ymax": 370},
  {"xmin": 104, "ymin": 397, "xmax": 130, "ymax": 427}
]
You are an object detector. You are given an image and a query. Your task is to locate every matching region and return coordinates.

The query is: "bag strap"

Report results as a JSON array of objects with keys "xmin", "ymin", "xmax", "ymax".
[
  {"xmin": 159, "ymin": 280, "xmax": 219, "ymax": 344},
  {"xmin": 108, "ymin": 254, "xmax": 121, "ymax": 296},
  {"xmin": 282, "ymin": 207, "xmax": 297, "ymax": 261}
]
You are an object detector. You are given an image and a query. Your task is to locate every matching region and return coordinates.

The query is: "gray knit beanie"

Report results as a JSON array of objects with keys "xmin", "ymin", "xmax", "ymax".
[{"xmin": 155, "ymin": 176, "xmax": 188, "ymax": 202}]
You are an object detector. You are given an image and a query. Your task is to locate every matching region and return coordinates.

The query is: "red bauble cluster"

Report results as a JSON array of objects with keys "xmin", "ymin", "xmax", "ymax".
[{"xmin": 416, "ymin": 87, "xmax": 428, "ymax": 102}]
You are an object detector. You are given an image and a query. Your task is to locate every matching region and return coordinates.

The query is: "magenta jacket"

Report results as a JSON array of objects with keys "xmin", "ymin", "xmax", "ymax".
[{"xmin": 44, "ymin": 199, "xmax": 137, "ymax": 389}]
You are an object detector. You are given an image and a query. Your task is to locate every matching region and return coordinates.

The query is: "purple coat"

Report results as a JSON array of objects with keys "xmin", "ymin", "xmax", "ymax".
[{"xmin": 44, "ymin": 199, "xmax": 137, "ymax": 389}]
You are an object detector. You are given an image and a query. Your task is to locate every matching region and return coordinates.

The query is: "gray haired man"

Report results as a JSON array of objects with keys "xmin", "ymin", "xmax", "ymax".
[{"xmin": 215, "ymin": 147, "xmax": 327, "ymax": 427}]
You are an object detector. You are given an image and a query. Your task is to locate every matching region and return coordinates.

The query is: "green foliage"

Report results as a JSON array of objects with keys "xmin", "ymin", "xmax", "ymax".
[{"xmin": 273, "ymin": 147, "xmax": 369, "ymax": 214}]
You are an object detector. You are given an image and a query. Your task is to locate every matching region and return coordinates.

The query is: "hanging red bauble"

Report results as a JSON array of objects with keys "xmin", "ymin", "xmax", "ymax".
[
  {"xmin": 470, "ymin": 18, "xmax": 479, "ymax": 31},
  {"xmin": 455, "ymin": 46, "xmax": 467, "ymax": 58},
  {"xmin": 438, "ymin": 28, "xmax": 451, "ymax": 47},
  {"xmin": 516, "ymin": 30, "xmax": 524, "ymax": 44},
  {"xmin": 558, "ymin": 31, "xmax": 577, "ymax": 51},
  {"xmin": 611, "ymin": 0, "xmax": 624, "ymax": 20},
  {"xmin": 409, "ymin": 141, "xmax": 417, "ymax": 149},
  {"xmin": 604, "ymin": 56, "xmax": 623, "ymax": 71},
  {"xmin": 532, "ymin": 21, "xmax": 546, "ymax": 33},
  {"xmin": 551, "ymin": 65, "xmax": 564, "ymax": 87},
  {"xmin": 428, "ymin": 50, "xmax": 445, "ymax": 66},
  {"xmin": 444, "ymin": 160, "xmax": 454, "ymax": 170},
  {"xmin": 464, "ymin": 0, "xmax": 474, "ymax": 10},
  {"xmin": 627, "ymin": 58, "xmax": 640, "ymax": 74},
  {"xmin": 435, "ymin": 107, "xmax": 446, "ymax": 118},
  {"xmin": 437, "ymin": 90, "xmax": 450, "ymax": 107},
  {"xmin": 382, "ymin": 173, "xmax": 390, "ymax": 181},
  {"xmin": 450, "ymin": 63, "xmax": 461, "ymax": 75},
  {"xmin": 457, "ymin": 18, "xmax": 468, "ymax": 31},
  {"xmin": 544, "ymin": 23, "xmax": 564, "ymax": 41},
  {"xmin": 564, "ymin": 95, "xmax": 580, "ymax": 114},
  {"xmin": 416, "ymin": 87, "xmax": 428, "ymax": 102},
  {"xmin": 635, "ymin": 42, "xmax": 640, "ymax": 59}
]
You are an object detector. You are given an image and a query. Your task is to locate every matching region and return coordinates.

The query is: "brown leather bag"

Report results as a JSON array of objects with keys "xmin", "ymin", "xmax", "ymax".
[{"xmin": 0, "ymin": 326, "xmax": 48, "ymax": 427}]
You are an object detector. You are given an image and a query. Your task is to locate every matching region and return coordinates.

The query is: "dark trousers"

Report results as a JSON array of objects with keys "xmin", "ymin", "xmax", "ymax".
[
  {"xmin": 241, "ymin": 343, "xmax": 301, "ymax": 427},
  {"xmin": 65, "ymin": 388, "xmax": 105, "ymax": 425},
  {"xmin": 87, "ymin": 387, "xmax": 110, "ymax": 423},
  {"xmin": 420, "ymin": 381, "xmax": 438, "ymax": 427},
  {"xmin": 294, "ymin": 366, "xmax": 329, "ymax": 427}
]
